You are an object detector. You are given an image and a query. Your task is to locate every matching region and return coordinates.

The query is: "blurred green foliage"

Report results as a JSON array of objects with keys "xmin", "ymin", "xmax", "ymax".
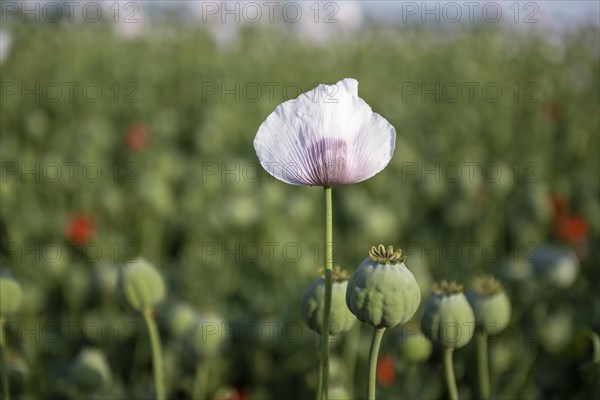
[{"xmin": 0, "ymin": 19, "xmax": 599, "ymax": 399}]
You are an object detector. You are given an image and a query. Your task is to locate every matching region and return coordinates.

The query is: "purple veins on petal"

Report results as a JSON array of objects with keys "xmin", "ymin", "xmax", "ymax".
[{"xmin": 306, "ymin": 138, "xmax": 348, "ymax": 185}]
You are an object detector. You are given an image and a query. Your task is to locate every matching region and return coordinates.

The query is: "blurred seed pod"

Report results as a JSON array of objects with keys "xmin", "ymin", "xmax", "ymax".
[
  {"xmin": 421, "ymin": 281, "xmax": 475, "ymax": 349},
  {"xmin": 300, "ymin": 269, "xmax": 356, "ymax": 336},
  {"xmin": 0, "ymin": 270, "xmax": 22, "ymax": 315},
  {"xmin": 538, "ymin": 310, "xmax": 574, "ymax": 354},
  {"xmin": 466, "ymin": 275, "xmax": 511, "ymax": 334},
  {"xmin": 70, "ymin": 348, "xmax": 112, "ymax": 392},
  {"xmin": 183, "ymin": 313, "xmax": 227, "ymax": 363},
  {"xmin": 530, "ymin": 245, "xmax": 579, "ymax": 288},
  {"xmin": 328, "ymin": 385, "xmax": 352, "ymax": 400},
  {"xmin": 489, "ymin": 340, "xmax": 515, "ymax": 376},
  {"xmin": 162, "ymin": 302, "xmax": 196, "ymax": 340},
  {"xmin": 117, "ymin": 259, "xmax": 166, "ymax": 312},
  {"xmin": 396, "ymin": 327, "xmax": 432, "ymax": 363}
]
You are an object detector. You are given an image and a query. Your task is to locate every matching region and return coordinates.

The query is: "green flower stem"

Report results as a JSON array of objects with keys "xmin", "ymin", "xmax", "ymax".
[
  {"xmin": 477, "ymin": 330, "xmax": 490, "ymax": 400},
  {"xmin": 443, "ymin": 348, "xmax": 459, "ymax": 400},
  {"xmin": 316, "ymin": 355, "xmax": 323, "ymax": 400},
  {"xmin": 367, "ymin": 327, "xmax": 386, "ymax": 400},
  {"xmin": 193, "ymin": 361, "xmax": 209, "ymax": 400},
  {"xmin": 142, "ymin": 308, "xmax": 166, "ymax": 400},
  {"xmin": 319, "ymin": 186, "xmax": 333, "ymax": 400},
  {"xmin": 0, "ymin": 316, "xmax": 9, "ymax": 400}
]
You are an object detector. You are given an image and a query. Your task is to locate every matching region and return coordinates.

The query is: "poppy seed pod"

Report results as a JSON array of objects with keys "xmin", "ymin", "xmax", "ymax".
[
  {"xmin": 71, "ymin": 348, "xmax": 112, "ymax": 392},
  {"xmin": 117, "ymin": 259, "xmax": 165, "ymax": 312},
  {"xmin": 0, "ymin": 270, "xmax": 22, "ymax": 315},
  {"xmin": 466, "ymin": 275, "xmax": 511, "ymax": 335},
  {"xmin": 421, "ymin": 281, "xmax": 475, "ymax": 349},
  {"xmin": 184, "ymin": 313, "xmax": 226, "ymax": 360},
  {"xmin": 397, "ymin": 328, "xmax": 432, "ymax": 363},
  {"xmin": 300, "ymin": 268, "xmax": 356, "ymax": 336},
  {"xmin": 530, "ymin": 245, "xmax": 579, "ymax": 288},
  {"xmin": 346, "ymin": 245, "xmax": 421, "ymax": 328}
]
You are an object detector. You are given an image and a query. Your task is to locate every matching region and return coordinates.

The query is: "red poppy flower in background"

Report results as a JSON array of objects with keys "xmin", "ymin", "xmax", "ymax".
[
  {"xmin": 376, "ymin": 354, "xmax": 395, "ymax": 387},
  {"xmin": 66, "ymin": 215, "xmax": 95, "ymax": 244},
  {"xmin": 124, "ymin": 122, "xmax": 150, "ymax": 152},
  {"xmin": 554, "ymin": 215, "xmax": 588, "ymax": 243}
]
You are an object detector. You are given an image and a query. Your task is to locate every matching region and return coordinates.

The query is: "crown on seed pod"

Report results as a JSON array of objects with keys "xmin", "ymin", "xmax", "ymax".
[{"xmin": 369, "ymin": 244, "xmax": 407, "ymax": 264}]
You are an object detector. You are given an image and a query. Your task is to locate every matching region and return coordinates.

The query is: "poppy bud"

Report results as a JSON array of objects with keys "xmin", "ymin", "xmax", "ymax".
[{"xmin": 117, "ymin": 259, "xmax": 165, "ymax": 312}]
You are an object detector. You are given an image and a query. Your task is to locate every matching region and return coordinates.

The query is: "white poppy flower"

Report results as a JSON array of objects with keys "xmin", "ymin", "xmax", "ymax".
[{"xmin": 254, "ymin": 78, "xmax": 396, "ymax": 186}]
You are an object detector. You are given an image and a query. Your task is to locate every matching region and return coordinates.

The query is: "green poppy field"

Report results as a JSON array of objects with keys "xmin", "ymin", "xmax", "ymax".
[{"xmin": 0, "ymin": 4, "xmax": 599, "ymax": 400}]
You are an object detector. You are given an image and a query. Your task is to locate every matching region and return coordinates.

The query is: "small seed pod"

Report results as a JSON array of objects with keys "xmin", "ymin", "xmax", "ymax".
[
  {"xmin": 466, "ymin": 275, "xmax": 511, "ymax": 335},
  {"xmin": 396, "ymin": 328, "xmax": 432, "ymax": 363},
  {"xmin": 70, "ymin": 348, "xmax": 112, "ymax": 392},
  {"xmin": 183, "ymin": 313, "xmax": 226, "ymax": 361},
  {"xmin": 0, "ymin": 270, "xmax": 22, "ymax": 315},
  {"xmin": 117, "ymin": 259, "xmax": 165, "ymax": 312},
  {"xmin": 163, "ymin": 302, "xmax": 196, "ymax": 339},
  {"xmin": 420, "ymin": 281, "xmax": 475, "ymax": 349},
  {"xmin": 346, "ymin": 245, "xmax": 421, "ymax": 328},
  {"xmin": 300, "ymin": 267, "xmax": 356, "ymax": 336},
  {"xmin": 538, "ymin": 310, "xmax": 573, "ymax": 354},
  {"xmin": 530, "ymin": 245, "xmax": 579, "ymax": 288}
]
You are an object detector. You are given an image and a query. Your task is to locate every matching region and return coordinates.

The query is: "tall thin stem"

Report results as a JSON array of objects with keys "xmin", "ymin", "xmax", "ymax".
[
  {"xmin": 319, "ymin": 186, "xmax": 333, "ymax": 400},
  {"xmin": 0, "ymin": 317, "xmax": 9, "ymax": 400},
  {"xmin": 142, "ymin": 308, "xmax": 165, "ymax": 400},
  {"xmin": 443, "ymin": 348, "xmax": 459, "ymax": 400},
  {"xmin": 367, "ymin": 327, "xmax": 386, "ymax": 400},
  {"xmin": 477, "ymin": 330, "xmax": 490, "ymax": 400},
  {"xmin": 316, "ymin": 340, "xmax": 323, "ymax": 400}
]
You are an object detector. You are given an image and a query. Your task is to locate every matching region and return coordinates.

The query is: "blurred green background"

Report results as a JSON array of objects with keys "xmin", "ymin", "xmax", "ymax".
[{"xmin": 0, "ymin": 2, "xmax": 599, "ymax": 399}]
